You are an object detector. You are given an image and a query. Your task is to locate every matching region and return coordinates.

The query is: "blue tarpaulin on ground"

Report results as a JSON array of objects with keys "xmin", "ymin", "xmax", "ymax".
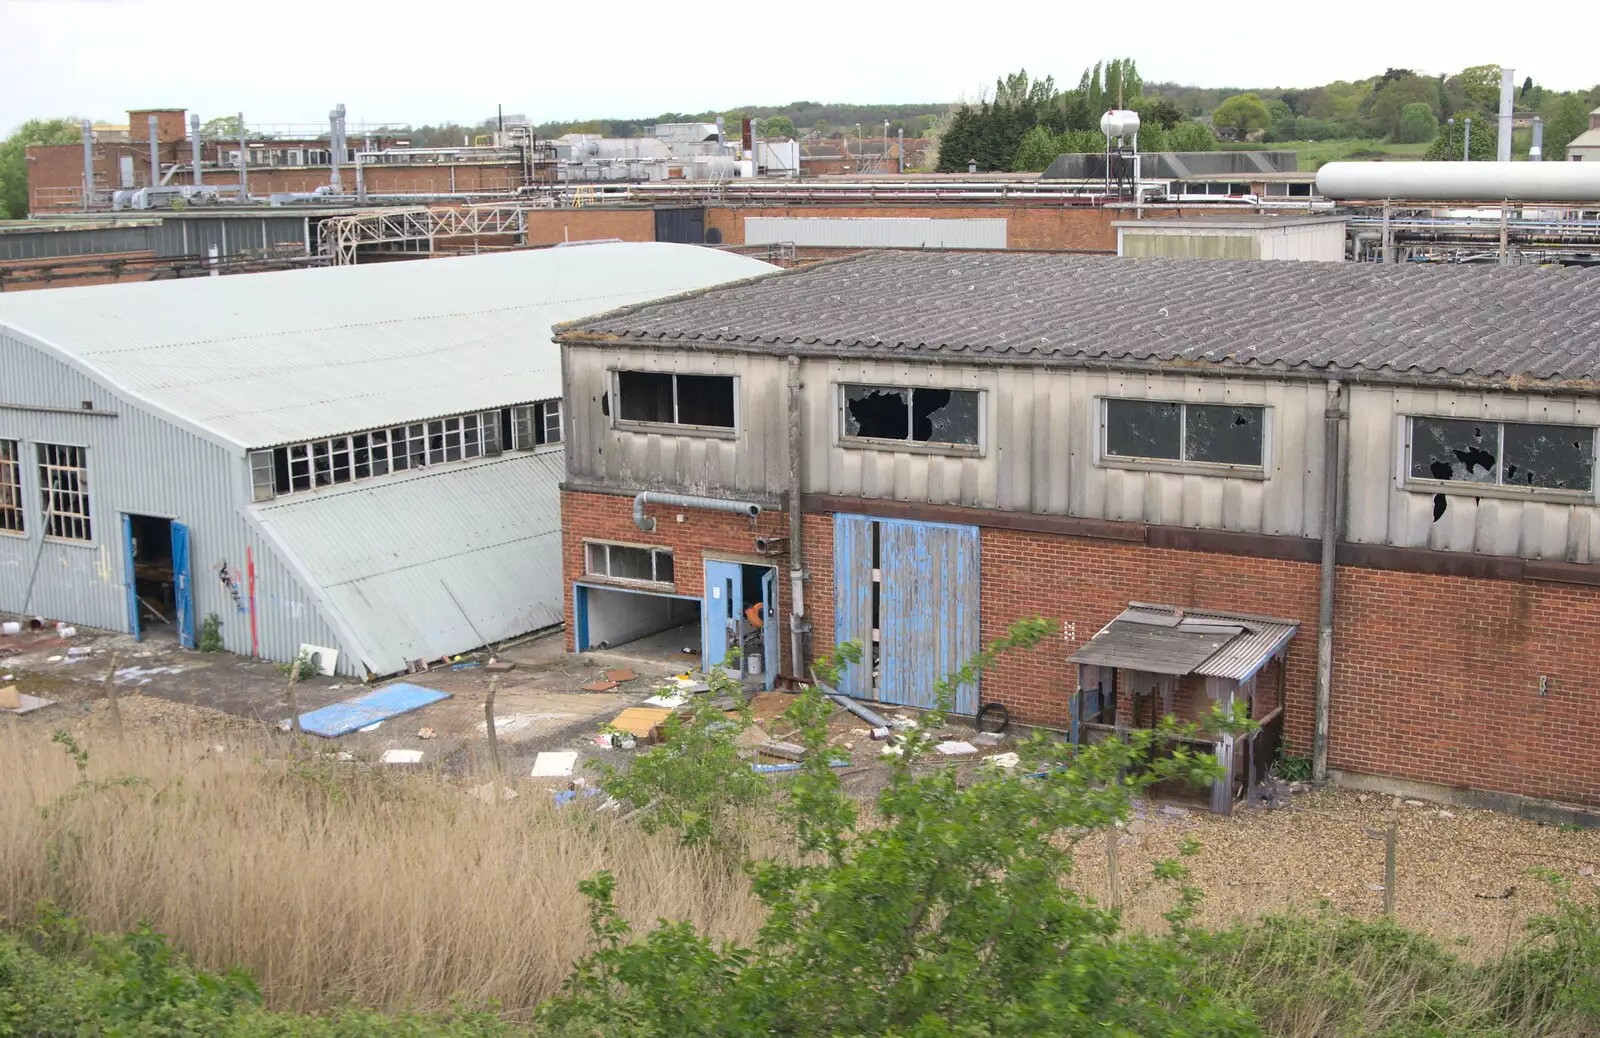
[{"xmin": 294, "ymin": 683, "xmax": 451, "ymax": 738}]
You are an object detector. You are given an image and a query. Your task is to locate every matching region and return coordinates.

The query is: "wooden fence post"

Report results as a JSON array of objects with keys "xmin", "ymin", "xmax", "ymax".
[
  {"xmin": 1384, "ymin": 821, "xmax": 1398, "ymax": 917},
  {"xmin": 485, "ymin": 677, "xmax": 503, "ymax": 803},
  {"xmin": 103, "ymin": 652, "xmax": 123, "ymax": 748},
  {"xmin": 1106, "ymin": 825, "xmax": 1122, "ymax": 911},
  {"xmin": 285, "ymin": 655, "xmax": 303, "ymax": 735}
]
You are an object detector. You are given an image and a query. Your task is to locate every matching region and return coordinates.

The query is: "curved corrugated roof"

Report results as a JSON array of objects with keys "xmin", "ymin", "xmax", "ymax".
[{"xmin": 0, "ymin": 242, "xmax": 776, "ymax": 450}]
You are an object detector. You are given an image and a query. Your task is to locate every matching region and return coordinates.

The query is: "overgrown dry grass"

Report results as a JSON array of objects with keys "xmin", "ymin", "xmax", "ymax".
[{"xmin": 0, "ymin": 724, "xmax": 767, "ymax": 1016}]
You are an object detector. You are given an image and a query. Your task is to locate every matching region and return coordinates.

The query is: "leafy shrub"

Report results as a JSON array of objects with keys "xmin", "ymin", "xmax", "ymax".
[
  {"xmin": 278, "ymin": 649, "xmax": 318, "ymax": 681},
  {"xmin": 1272, "ymin": 746, "xmax": 1313, "ymax": 782},
  {"xmin": 199, "ymin": 612, "xmax": 224, "ymax": 652}
]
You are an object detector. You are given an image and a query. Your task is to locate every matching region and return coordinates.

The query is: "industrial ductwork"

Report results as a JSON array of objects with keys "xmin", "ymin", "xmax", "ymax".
[{"xmin": 632, "ymin": 492, "xmax": 761, "ymax": 533}]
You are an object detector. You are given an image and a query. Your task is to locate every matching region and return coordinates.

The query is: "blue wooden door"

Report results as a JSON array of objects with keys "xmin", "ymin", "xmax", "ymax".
[
  {"xmin": 703, "ymin": 559, "xmax": 743, "ymax": 672},
  {"xmin": 171, "ymin": 521, "xmax": 195, "ymax": 650},
  {"xmin": 878, "ymin": 518, "xmax": 980, "ymax": 714},
  {"xmin": 832, "ymin": 514, "xmax": 876, "ymax": 698},
  {"xmin": 761, "ymin": 567, "xmax": 778, "ymax": 690},
  {"xmin": 122, "ymin": 514, "xmax": 141, "ymax": 641}
]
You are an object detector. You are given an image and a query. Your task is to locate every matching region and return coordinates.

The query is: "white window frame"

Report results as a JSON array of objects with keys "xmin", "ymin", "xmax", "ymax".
[
  {"xmin": 35, "ymin": 442, "xmax": 92, "ymax": 544},
  {"xmin": 1095, "ymin": 397, "xmax": 1271, "ymax": 480},
  {"xmin": 610, "ymin": 370, "xmax": 739, "ymax": 439},
  {"xmin": 835, "ymin": 382, "xmax": 986, "ymax": 457},
  {"xmin": 511, "ymin": 398, "xmax": 563, "ymax": 451},
  {"xmin": 1399, "ymin": 414, "xmax": 1599, "ymax": 503},
  {"xmin": 0, "ymin": 438, "xmax": 23, "ymax": 535},
  {"xmin": 582, "ymin": 539, "xmax": 676, "ymax": 588}
]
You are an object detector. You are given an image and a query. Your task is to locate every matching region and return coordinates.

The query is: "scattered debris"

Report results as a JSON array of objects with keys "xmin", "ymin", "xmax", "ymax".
[
  {"xmin": 417, "ymin": 727, "xmax": 437, "ymax": 740},
  {"xmin": 0, "ymin": 621, "xmax": 20, "ymax": 636},
  {"xmin": 1158, "ymin": 805, "xmax": 1190, "ymax": 818},
  {"xmin": 609, "ymin": 706, "xmax": 672, "ymax": 737},
  {"xmin": 55, "ymin": 624, "xmax": 76, "ymax": 638},
  {"xmin": 298, "ymin": 643, "xmax": 340, "ymax": 676},
  {"xmin": 1357, "ymin": 793, "xmax": 1371, "ymax": 803},
  {"xmin": 582, "ymin": 680, "xmax": 618, "ymax": 692},
  {"xmin": 2, "ymin": 691, "xmax": 57, "ymax": 715},
  {"xmin": 1475, "ymin": 886, "xmax": 1517, "ymax": 900},
  {"xmin": 492, "ymin": 713, "xmax": 573, "ymax": 736},
  {"xmin": 604, "ymin": 668, "xmax": 636, "ymax": 682},
  {"xmin": 759, "ymin": 740, "xmax": 808, "ymax": 762},
  {"xmin": 380, "ymin": 749, "xmax": 424, "ymax": 764},
  {"xmin": 293, "ymin": 682, "xmax": 450, "ymax": 738},
  {"xmin": 0, "ymin": 685, "xmax": 19, "ymax": 710},
  {"xmin": 871, "ymin": 726, "xmax": 891, "ymax": 740},
  {"xmin": 972, "ymin": 731, "xmax": 1005, "ymax": 747},
  {"xmin": 988, "ymin": 752, "xmax": 1020, "ymax": 769},
  {"xmin": 1579, "ymin": 866, "xmax": 1595, "ymax": 878},
  {"xmin": 467, "ymin": 782, "xmax": 519, "ymax": 803},
  {"xmin": 1437, "ymin": 809, "xmax": 1457, "ymax": 819},
  {"xmin": 735, "ymin": 726, "xmax": 773, "ymax": 752},
  {"xmin": 708, "ymin": 695, "xmax": 740, "ymax": 710},
  {"xmin": 889, "ymin": 715, "xmax": 918, "ymax": 731},
  {"xmin": 450, "ymin": 662, "xmax": 481, "ymax": 671},
  {"xmin": 1367, "ymin": 883, "xmax": 1386, "ymax": 892},
  {"xmin": 825, "ymin": 690, "xmax": 889, "ymax": 729},
  {"xmin": 1405, "ymin": 799, "xmax": 1427, "ymax": 807},
  {"xmin": 531, "ymin": 751, "xmax": 579, "ymax": 778},
  {"xmin": 642, "ymin": 693, "xmax": 687, "ymax": 709},
  {"xmin": 485, "ymin": 660, "xmax": 516, "ymax": 672},
  {"xmin": 935, "ymin": 740, "xmax": 978, "ymax": 756},
  {"xmin": 358, "ymin": 721, "xmax": 382, "ymax": 733},
  {"xmin": 115, "ymin": 665, "xmax": 185, "ymax": 686}
]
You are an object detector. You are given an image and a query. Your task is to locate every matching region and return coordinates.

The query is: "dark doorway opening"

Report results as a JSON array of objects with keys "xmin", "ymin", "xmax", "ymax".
[{"xmin": 126, "ymin": 514, "xmax": 175, "ymax": 637}]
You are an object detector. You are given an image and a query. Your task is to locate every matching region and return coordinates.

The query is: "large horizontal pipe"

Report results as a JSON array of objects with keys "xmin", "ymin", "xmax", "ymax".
[
  {"xmin": 1317, "ymin": 162, "xmax": 1600, "ymax": 203},
  {"xmin": 633, "ymin": 491, "xmax": 761, "ymax": 533}
]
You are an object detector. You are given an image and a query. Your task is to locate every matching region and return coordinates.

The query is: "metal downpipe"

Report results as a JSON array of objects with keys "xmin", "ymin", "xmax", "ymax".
[
  {"xmin": 787, "ymin": 356, "xmax": 806, "ymax": 680},
  {"xmin": 1312, "ymin": 379, "xmax": 1343, "ymax": 782},
  {"xmin": 632, "ymin": 492, "xmax": 760, "ymax": 533}
]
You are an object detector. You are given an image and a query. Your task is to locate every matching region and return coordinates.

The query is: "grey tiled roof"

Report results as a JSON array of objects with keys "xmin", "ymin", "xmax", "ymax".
[{"xmin": 562, "ymin": 252, "xmax": 1600, "ymax": 388}]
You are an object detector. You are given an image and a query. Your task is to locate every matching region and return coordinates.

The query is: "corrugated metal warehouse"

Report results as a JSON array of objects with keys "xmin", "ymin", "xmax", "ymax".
[{"xmin": 0, "ymin": 242, "xmax": 772, "ymax": 676}]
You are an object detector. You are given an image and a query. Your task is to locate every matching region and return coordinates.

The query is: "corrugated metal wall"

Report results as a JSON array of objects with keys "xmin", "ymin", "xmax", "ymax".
[
  {"xmin": 0, "ymin": 330, "xmax": 346, "ymax": 669},
  {"xmin": 0, "ymin": 226, "xmax": 153, "ymax": 262},
  {"xmin": 565, "ymin": 344, "xmax": 789, "ymax": 502},
  {"xmin": 1121, "ymin": 233, "xmax": 1257, "ymax": 259},
  {"xmin": 1345, "ymin": 384, "xmax": 1600, "ymax": 561},
  {"xmin": 569, "ymin": 343, "xmax": 1600, "ymax": 563},
  {"xmin": 744, "ymin": 216, "xmax": 1007, "ymax": 250}
]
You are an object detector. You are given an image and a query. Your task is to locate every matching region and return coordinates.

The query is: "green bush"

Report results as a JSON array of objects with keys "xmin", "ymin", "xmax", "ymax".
[{"xmin": 199, "ymin": 612, "xmax": 224, "ymax": 652}]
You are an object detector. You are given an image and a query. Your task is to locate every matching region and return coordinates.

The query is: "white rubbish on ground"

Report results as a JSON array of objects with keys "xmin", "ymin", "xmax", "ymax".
[
  {"xmin": 380, "ymin": 749, "xmax": 424, "ymax": 764},
  {"xmin": 935, "ymin": 740, "xmax": 978, "ymax": 756},
  {"xmin": 531, "ymin": 751, "xmax": 579, "ymax": 778},
  {"xmin": 642, "ymin": 693, "xmax": 687, "ymax": 709},
  {"xmin": 467, "ymin": 782, "xmax": 519, "ymax": 803},
  {"xmin": 358, "ymin": 721, "xmax": 382, "ymax": 733},
  {"xmin": 114, "ymin": 665, "xmax": 184, "ymax": 686},
  {"xmin": 987, "ymin": 752, "xmax": 1021, "ymax": 769},
  {"xmin": 491, "ymin": 713, "xmax": 574, "ymax": 736}
]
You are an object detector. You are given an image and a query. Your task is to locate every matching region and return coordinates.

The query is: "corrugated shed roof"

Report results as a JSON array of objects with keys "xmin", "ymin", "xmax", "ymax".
[
  {"xmin": 0, "ymin": 242, "xmax": 775, "ymax": 450},
  {"xmin": 250, "ymin": 451, "xmax": 565, "ymax": 675},
  {"xmin": 561, "ymin": 251, "xmax": 1600, "ymax": 389},
  {"xmin": 1069, "ymin": 603, "xmax": 1298, "ymax": 682}
]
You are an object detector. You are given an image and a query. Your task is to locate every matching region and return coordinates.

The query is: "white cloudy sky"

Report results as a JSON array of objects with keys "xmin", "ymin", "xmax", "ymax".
[{"xmin": 0, "ymin": 0, "xmax": 1592, "ymax": 134}]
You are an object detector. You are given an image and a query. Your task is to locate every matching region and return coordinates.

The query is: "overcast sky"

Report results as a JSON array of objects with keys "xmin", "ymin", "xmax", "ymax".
[{"xmin": 1, "ymin": 0, "xmax": 1592, "ymax": 134}]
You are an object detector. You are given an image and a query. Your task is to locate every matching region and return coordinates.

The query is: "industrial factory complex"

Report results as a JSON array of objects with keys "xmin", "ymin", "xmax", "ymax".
[{"xmin": 4, "ymin": 68, "xmax": 1600, "ymax": 825}]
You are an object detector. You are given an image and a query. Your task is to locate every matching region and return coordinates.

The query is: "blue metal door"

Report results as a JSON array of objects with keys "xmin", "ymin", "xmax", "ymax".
[
  {"xmin": 703, "ymin": 560, "xmax": 743, "ymax": 672},
  {"xmin": 761, "ymin": 568, "xmax": 778, "ymax": 690},
  {"xmin": 170, "ymin": 521, "xmax": 195, "ymax": 649},
  {"xmin": 122, "ymin": 514, "xmax": 140, "ymax": 641},
  {"xmin": 879, "ymin": 519, "xmax": 981, "ymax": 714},
  {"xmin": 832, "ymin": 514, "xmax": 876, "ymax": 698}
]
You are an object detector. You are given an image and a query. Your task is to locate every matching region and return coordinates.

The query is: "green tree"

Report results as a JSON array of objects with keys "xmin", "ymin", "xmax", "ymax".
[
  {"xmin": 812, "ymin": 118, "xmax": 830, "ymax": 136},
  {"xmin": 0, "ymin": 117, "xmax": 82, "ymax": 218},
  {"xmin": 1541, "ymin": 94, "xmax": 1591, "ymax": 159},
  {"xmin": 540, "ymin": 621, "xmax": 1263, "ymax": 1037},
  {"xmin": 759, "ymin": 115, "xmax": 796, "ymax": 138},
  {"xmin": 1211, "ymin": 93, "xmax": 1271, "ymax": 139},
  {"xmin": 1394, "ymin": 102, "xmax": 1439, "ymax": 144},
  {"xmin": 1368, "ymin": 73, "xmax": 1438, "ymax": 136},
  {"xmin": 200, "ymin": 115, "xmax": 243, "ymax": 140},
  {"xmin": 1425, "ymin": 115, "xmax": 1496, "ymax": 160},
  {"xmin": 1453, "ymin": 64, "xmax": 1504, "ymax": 115},
  {"xmin": 1011, "ymin": 124, "xmax": 1060, "ymax": 172},
  {"xmin": 1167, "ymin": 121, "xmax": 1218, "ymax": 151}
]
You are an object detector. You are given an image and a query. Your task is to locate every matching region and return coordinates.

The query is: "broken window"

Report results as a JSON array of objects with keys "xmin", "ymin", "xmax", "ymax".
[
  {"xmin": 511, "ymin": 399, "xmax": 563, "ymax": 449},
  {"xmin": 251, "ymin": 405, "xmax": 554, "ymax": 499},
  {"xmin": 1409, "ymin": 417, "xmax": 1594, "ymax": 493},
  {"xmin": 616, "ymin": 371, "xmax": 736, "ymax": 430},
  {"xmin": 585, "ymin": 541, "xmax": 675, "ymax": 584},
  {"xmin": 36, "ymin": 443, "xmax": 91, "ymax": 541},
  {"xmin": 0, "ymin": 439, "xmax": 23, "ymax": 533},
  {"xmin": 1103, "ymin": 400, "xmax": 1265, "ymax": 468},
  {"xmin": 842, "ymin": 384, "xmax": 981, "ymax": 447}
]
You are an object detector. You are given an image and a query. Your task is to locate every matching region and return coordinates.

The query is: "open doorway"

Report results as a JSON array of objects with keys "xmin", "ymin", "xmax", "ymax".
[
  {"xmin": 122, "ymin": 514, "xmax": 194, "ymax": 648},
  {"xmin": 703, "ymin": 559, "xmax": 778, "ymax": 689},
  {"xmin": 573, "ymin": 583, "xmax": 702, "ymax": 667}
]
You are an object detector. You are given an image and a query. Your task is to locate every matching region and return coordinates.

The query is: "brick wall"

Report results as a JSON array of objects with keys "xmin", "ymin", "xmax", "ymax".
[
  {"xmin": 561, "ymin": 489, "xmax": 794, "ymax": 673},
  {"xmin": 786, "ymin": 510, "xmax": 1600, "ymax": 808}
]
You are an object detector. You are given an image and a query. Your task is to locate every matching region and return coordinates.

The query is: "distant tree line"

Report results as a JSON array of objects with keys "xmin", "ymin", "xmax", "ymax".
[
  {"xmin": 937, "ymin": 61, "xmax": 1218, "ymax": 173},
  {"xmin": 1153, "ymin": 65, "xmax": 1599, "ymax": 158}
]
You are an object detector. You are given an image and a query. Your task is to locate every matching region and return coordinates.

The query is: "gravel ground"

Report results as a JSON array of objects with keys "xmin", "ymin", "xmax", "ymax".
[{"xmin": 1083, "ymin": 786, "xmax": 1599, "ymax": 958}]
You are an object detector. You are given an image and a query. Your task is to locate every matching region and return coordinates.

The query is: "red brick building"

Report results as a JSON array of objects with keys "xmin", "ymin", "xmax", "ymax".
[{"xmin": 556, "ymin": 251, "xmax": 1600, "ymax": 819}]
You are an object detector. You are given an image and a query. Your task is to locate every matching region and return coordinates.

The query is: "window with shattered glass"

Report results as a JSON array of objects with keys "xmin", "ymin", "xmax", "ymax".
[
  {"xmin": 1103, "ymin": 400, "xmax": 1264, "ymax": 468},
  {"xmin": 1409, "ymin": 417, "xmax": 1594, "ymax": 492},
  {"xmin": 842, "ymin": 384, "xmax": 980, "ymax": 447}
]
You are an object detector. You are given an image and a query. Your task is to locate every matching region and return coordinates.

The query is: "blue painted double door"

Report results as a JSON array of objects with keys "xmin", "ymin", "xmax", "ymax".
[{"xmin": 833, "ymin": 515, "xmax": 980, "ymax": 714}]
